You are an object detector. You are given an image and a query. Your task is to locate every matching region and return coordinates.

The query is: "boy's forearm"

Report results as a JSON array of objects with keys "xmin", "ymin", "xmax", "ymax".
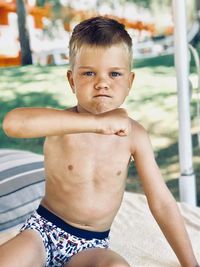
[
  {"xmin": 3, "ymin": 107, "xmax": 131, "ymax": 138},
  {"xmin": 3, "ymin": 108, "xmax": 98, "ymax": 138},
  {"xmin": 151, "ymin": 199, "xmax": 198, "ymax": 267}
]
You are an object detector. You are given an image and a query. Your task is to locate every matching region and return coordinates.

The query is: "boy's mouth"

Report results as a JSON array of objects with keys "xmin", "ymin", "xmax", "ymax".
[{"xmin": 93, "ymin": 94, "xmax": 112, "ymax": 98}]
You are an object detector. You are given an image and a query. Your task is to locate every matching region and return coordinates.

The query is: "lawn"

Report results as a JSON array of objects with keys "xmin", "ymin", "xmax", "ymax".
[{"xmin": 0, "ymin": 57, "xmax": 199, "ymax": 204}]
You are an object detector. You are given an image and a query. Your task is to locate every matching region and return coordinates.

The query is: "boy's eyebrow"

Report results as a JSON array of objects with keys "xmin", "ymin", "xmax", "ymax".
[
  {"xmin": 78, "ymin": 66, "xmax": 127, "ymax": 70},
  {"xmin": 109, "ymin": 67, "xmax": 127, "ymax": 70},
  {"xmin": 78, "ymin": 66, "xmax": 94, "ymax": 69}
]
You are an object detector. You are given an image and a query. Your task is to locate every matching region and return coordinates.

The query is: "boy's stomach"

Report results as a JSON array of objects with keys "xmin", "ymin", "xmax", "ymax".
[{"xmin": 40, "ymin": 175, "xmax": 126, "ymax": 232}]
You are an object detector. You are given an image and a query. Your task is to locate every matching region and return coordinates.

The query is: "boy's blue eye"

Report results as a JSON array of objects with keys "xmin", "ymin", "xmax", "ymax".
[
  {"xmin": 83, "ymin": 71, "xmax": 95, "ymax": 76},
  {"xmin": 110, "ymin": 72, "xmax": 122, "ymax": 77}
]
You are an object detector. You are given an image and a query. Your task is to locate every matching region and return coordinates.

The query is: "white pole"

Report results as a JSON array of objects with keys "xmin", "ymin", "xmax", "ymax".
[{"xmin": 172, "ymin": 0, "xmax": 196, "ymax": 206}]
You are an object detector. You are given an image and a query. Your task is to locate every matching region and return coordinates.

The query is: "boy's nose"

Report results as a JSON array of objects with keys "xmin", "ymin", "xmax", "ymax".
[{"xmin": 94, "ymin": 79, "xmax": 109, "ymax": 90}]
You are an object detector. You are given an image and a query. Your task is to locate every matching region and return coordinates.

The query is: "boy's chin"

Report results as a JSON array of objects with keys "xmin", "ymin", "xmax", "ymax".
[
  {"xmin": 92, "ymin": 103, "xmax": 119, "ymax": 114},
  {"xmin": 91, "ymin": 106, "xmax": 115, "ymax": 115},
  {"xmin": 77, "ymin": 104, "xmax": 116, "ymax": 114}
]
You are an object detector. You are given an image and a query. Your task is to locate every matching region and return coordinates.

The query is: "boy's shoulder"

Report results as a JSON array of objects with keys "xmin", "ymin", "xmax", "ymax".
[
  {"xmin": 129, "ymin": 117, "xmax": 148, "ymax": 136},
  {"xmin": 129, "ymin": 117, "xmax": 151, "ymax": 154}
]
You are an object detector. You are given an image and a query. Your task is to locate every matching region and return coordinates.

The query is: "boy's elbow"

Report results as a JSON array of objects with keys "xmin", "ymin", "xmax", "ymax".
[
  {"xmin": 148, "ymin": 195, "xmax": 176, "ymax": 217},
  {"xmin": 3, "ymin": 110, "xmax": 24, "ymax": 138}
]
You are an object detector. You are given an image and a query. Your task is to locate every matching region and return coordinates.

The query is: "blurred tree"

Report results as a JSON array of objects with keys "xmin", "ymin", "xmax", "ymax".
[
  {"xmin": 16, "ymin": 0, "xmax": 32, "ymax": 65},
  {"xmin": 126, "ymin": 0, "xmax": 171, "ymax": 9},
  {"xmin": 97, "ymin": 0, "xmax": 151, "ymax": 8},
  {"xmin": 96, "ymin": 0, "xmax": 115, "ymax": 11},
  {"xmin": 35, "ymin": 0, "xmax": 68, "ymax": 36},
  {"xmin": 36, "ymin": 0, "xmax": 46, "ymax": 6},
  {"xmin": 36, "ymin": 0, "xmax": 62, "ymax": 18},
  {"xmin": 128, "ymin": 0, "xmax": 151, "ymax": 8}
]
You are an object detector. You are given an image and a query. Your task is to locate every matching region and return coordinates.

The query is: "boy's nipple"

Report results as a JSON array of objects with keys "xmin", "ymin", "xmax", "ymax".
[
  {"xmin": 68, "ymin": 164, "xmax": 74, "ymax": 171},
  {"xmin": 117, "ymin": 170, "xmax": 121, "ymax": 176}
]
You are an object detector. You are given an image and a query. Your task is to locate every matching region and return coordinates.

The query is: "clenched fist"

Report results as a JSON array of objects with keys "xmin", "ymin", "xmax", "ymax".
[{"xmin": 96, "ymin": 108, "xmax": 132, "ymax": 136}]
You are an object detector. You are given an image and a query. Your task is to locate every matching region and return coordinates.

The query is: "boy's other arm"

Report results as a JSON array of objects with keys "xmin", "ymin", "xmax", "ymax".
[
  {"xmin": 131, "ymin": 121, "xmax": 199, "ymax": 267},
  {"xmin": 3, "ymin": 107, "xmax": 131, "ymax": 138}
]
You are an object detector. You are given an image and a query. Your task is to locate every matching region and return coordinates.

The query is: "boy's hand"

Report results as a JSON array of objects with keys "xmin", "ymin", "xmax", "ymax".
[{"xmin": 96, "ymin": 108, "xmax": 131, "ymax": 136}]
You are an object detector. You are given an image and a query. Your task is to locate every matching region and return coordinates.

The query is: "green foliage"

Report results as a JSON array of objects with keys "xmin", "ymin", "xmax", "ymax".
[
  {"xmin": 127, "ymin": 0, "xmax": 151, "ymax": 8},
  {"xmin": 35, "ymin": 0, "xmax": 62, "ymax": 17},
  {"xmin": 35, "ymin": 0, "xmax": 45, "ymax": 7},
  {"xmin": 125, "ymin": 0, "xmax": 171, "ymax": 8}
]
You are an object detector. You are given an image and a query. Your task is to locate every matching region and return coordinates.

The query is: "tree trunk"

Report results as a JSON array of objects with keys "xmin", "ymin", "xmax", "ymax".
[{"xmin": 16, "ymin": 0, "xmax": 32, "ymax": 65}]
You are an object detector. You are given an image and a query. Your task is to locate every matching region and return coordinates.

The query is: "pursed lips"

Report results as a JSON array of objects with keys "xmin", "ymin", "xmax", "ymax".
[{"xmin": 93, "ymin": 94, "xmax": 112, "ymax": 98}]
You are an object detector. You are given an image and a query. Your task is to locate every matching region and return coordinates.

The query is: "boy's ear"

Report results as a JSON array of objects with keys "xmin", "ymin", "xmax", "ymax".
[
  {"xmin": 129, "ymin": 71, "xmax": 135, "ymax": 87},
  {"xmin": 67, "ymin": 70, "xmax": 75, "ymax": 93},
  {"xmin": 127, "ymin": 71, "xmax": 135, "ymax": 94}
]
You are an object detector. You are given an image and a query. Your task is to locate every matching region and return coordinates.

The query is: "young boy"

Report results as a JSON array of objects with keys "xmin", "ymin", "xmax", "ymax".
[{"xmin": 1, "ymin": 16, "xmax": 199, "ymax": 267}]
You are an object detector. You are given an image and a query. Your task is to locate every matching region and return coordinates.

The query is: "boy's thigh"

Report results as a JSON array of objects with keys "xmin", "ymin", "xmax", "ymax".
[
  {"xmin": 0, "ymin": 229, "xmax": 46, "ymax": 267},
  {"xmin": 65, "ymin": 248, "xmax": 130, "ymax": 267}
]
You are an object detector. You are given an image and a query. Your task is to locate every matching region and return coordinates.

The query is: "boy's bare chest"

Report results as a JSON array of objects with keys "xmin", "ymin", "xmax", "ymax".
[
  {"xmin": 64, "ymin": 133, "xmax": 129, "ymax": 157},
  {"xmin": 44, "ymin": 133, "xmax": 131, "ymax": 184}
]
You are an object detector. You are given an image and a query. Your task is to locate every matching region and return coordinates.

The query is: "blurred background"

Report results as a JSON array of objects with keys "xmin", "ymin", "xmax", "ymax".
[{"xmin": 0, "ymin": 0, "xmax": 200, "ymax": 203}]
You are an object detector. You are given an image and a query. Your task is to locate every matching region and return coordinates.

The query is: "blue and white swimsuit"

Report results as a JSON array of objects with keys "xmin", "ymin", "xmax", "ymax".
[{"xmin": 20, "ymin": 205, "xmax": 110, "ymax": 267}]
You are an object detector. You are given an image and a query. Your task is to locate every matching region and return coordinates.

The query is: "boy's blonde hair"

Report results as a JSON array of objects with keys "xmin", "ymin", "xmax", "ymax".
[{"xmin": 69, "ymin": 16, "xmax": 133, "ymax": 69}]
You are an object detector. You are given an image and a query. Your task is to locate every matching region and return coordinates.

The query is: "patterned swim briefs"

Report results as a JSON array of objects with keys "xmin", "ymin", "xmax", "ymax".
[{"xmin": 20, "ymin": 205, "xmax": 110, "ymax": 267}]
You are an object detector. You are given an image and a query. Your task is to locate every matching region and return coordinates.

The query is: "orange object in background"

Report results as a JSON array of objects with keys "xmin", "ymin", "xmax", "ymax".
[
  {"xmin": 0, "ymin": 1, "xmax": 16, "ymax": 25},
  {"xmin": 0, "ymin": 53, "xmax": 21, "ymax": 67},
  {"xmin": 0, "ymin": 0, "xmax": 51, "ymax": 67},
  {"xmin": 0, "ymin": 0, "xmax": 51, "ymax": 28},
  {"xmin": 165, "ymin": 25, "xmax": 174, "ymax": 36}
]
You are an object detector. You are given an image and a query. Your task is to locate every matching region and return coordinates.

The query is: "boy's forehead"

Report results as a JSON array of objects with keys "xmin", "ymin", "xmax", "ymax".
[
  {"xmin": 78, "ymin": 43, "xmax": 129, "ymax": 55},
  {"xmin": 74, "ymin": 44, "xmax": 130, "ymax": 68}
]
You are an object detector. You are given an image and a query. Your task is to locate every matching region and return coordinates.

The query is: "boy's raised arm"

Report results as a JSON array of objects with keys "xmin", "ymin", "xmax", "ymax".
[
  {"xmin": 3, "ymin": 107, "xmax": 98, "ymax": 138},
  {"xmin": 131, "ymin": 121, "xmax": 199, "ymax": 267},
  {"xmin": 3, "ymin": 107, "xmax": 131, "ymax": 138}
]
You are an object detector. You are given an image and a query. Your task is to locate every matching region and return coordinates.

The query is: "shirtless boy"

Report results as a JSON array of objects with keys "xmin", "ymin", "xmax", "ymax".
[{"xmin": 1, "ymin": 16, "xmax": 199, "ymax": 267}]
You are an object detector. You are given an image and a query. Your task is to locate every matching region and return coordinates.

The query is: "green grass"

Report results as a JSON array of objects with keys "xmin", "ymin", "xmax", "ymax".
[{"xmin": 0, "ymin": 61, "xmax": 200, "ymax": 204}]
